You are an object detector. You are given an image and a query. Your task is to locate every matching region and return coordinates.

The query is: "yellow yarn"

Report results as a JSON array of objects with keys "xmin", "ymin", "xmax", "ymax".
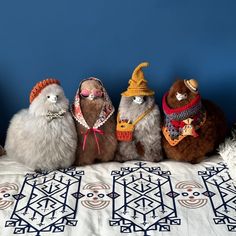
[{"xmin": 121, "ymin": 62, "xmax": 155, "ymax": 97}]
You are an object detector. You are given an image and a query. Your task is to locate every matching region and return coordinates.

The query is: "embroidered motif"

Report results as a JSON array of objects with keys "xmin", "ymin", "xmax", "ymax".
[
  {"xmin": 0, "ymin": 183, "xmax": 19, "ymax": 210},
  {"xmin": 81, "ymin": 182, "xmax": 110, "ymax": 210},
  {"xmin": 199, "ymin": 162, "xmax": 236, "ymax": 232},
  {"xmin": 108, "ymin": 162, "xmax": 181, "ymax": 235},
  {"xmin": 175, "ymin": 181, "xmax": 208, "ymax": 208},
  {"xmin": 5, "ymin": 168, "xmax": 84, "ymax": 235}
]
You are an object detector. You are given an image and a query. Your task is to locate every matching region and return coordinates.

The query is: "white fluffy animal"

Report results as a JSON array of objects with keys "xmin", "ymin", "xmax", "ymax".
[
  {"xmin": 218, "ymin": 127, "xmax": 236, "ymax": 184},
  {"xmin": 5, "ymin": 79, "xmax": 77, "ymax": 171}
]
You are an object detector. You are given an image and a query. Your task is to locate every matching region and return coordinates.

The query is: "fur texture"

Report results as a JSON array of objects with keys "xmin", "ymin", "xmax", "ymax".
[
  {"xmin": 73, "ymin": 79, "xmax": 117, "ymax": 166},
  {"xmin": 218, "ymin": 126, "xmax": 236, "ymax": 183},
  {"xmin": 162, "ymin": 80, "xmax": 227, "ymax": 164},
  {"xmin": 115, "ymin": 96, "xmax": 162, "ymax": 162},
  {"xmin": 0, "ymin": 145, "xmax": 5, "ymax": 156},
  {"xmin": 5, "ymin": 84, "xmax": 77, "ymax": 171}
]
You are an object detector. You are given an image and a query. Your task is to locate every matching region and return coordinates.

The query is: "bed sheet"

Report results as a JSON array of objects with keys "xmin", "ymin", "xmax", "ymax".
[{"xmin": 0, "ymin": 155, "xmax": 235, "ymax": 236}]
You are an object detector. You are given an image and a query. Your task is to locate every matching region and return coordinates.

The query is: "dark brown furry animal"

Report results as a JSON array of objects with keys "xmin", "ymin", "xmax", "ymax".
[
  {"xmin": 72, "ymin": 78, "xmax": 117, "ymax": 166},
  {"xmin": 162, "ymin": 79, "xmax": 227, "ymax": 164}
]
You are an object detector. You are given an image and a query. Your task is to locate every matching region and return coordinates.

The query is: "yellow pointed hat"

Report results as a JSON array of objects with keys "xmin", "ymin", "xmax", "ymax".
[{"xmin": 121, "ymin": 62, "xmax": 155, "ymax": 97}]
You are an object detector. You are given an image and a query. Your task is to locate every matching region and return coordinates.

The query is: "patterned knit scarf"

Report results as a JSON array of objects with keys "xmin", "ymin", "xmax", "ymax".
[{"xmin": 162, "ymin": 93, "xmax": 206, "ymax": 146}]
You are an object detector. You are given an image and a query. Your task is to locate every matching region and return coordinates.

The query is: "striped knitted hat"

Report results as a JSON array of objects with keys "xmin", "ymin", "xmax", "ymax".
[{"xmin": 29, "ymin": 78, "xmax": 60, "ymax": 104}]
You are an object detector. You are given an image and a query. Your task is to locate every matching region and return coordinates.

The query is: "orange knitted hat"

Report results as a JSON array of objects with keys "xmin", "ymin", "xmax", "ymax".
[
  {"xmin": 121, "ymin": 62, "xmax": 155, "ymax": 97},
  {"xmin": 29, "ymin": 78, "xmax": 60, "ymax": 104}
]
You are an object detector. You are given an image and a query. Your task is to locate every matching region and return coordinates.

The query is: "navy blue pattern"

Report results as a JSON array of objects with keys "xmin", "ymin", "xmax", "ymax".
[
  {"xmin": 108, "ymin": 162, "xmax": 180, "ymax": 235},
  {"xmin": 199, "ymin": 162, "xmax": 236, "ymax": 232},
  {"xmin": 5, "ymin": 168, "xmax": 84, "ymax": 235}
]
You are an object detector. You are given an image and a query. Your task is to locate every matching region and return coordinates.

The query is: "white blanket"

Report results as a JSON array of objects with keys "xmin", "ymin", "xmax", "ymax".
[{"xmin": 0, "ymin": 155, "xmax": 235, "ymax": 236}]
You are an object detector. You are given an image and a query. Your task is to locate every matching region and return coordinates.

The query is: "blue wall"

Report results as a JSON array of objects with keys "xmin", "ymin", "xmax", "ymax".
[{"xmin": 0, "ymin": 0, "xmax": 236, "ymax": 145}]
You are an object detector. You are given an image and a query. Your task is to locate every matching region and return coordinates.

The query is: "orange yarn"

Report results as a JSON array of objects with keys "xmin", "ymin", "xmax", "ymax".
[
  {"xmin": 116, "ymin": 105, "xmax": 155, "ymax": 142},
  {"xmin": 116, "ymin": 121, "xmax": 135, "ymax": 141},
  {"xmin": 29, "ymin": 78, "xmax": 60, "ymax": 104}
]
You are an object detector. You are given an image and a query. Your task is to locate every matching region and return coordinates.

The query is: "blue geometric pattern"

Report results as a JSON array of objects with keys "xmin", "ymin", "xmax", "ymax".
[
  {"xmin": 199, "ymin": 162, "xmax": 236, "ymax": 232},
  {"xmin": 5, "ymin": 168, "xmax": 84, "ymax": 235},
  {"xmin": 108, "ymin": 162, "xmax": 180, "ymax": 236}
]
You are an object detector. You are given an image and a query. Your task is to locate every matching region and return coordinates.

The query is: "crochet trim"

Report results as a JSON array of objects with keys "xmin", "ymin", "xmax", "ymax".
[
  {"xmin": 162, "ymin": 92, "xmax": 201, "ymax": 115},
  {"xmin": 30, "ymin": 78, "xmax": 60, "ymax": 104}
]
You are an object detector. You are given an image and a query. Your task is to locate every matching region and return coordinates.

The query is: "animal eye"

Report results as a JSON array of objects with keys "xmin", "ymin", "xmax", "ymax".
[
  {"xmin": 183, "ymin": 93, "xmax": 187, "ymax": 98},
  {"xmin": 47, "ymin": 96, "xmax": 50, "ymax": 98}
]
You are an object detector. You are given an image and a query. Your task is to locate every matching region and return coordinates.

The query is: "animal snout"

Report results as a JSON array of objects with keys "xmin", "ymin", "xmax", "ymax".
[
  {"xmin": 88, "ymin": 94, "xmax": 95, "ymax": 100},
  {"xmin": 176, "ymin": 92, "xmax": 187, "ymax": 101},
  {"xmin": 47, "ymin": 95, "xmax": 58, "ymax": 103}
]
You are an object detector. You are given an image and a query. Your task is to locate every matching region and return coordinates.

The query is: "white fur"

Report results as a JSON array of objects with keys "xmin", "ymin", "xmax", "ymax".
[
  {"xmin": 116, "ymin": 96, "xmax": 162, "ymax": 162},
  {"xmin": 218, "ymin": 135, "xmax": 236, "ymax": 184},
  {"xmin": 176, "ymin": 92, "xmax": 187, "ymax": 101},
  {"xmin": 133, "ymin": 96, "xmax": 144, "ymax": 105},
  {"xmin": 5, "ymin": 84, "xmax": 77, "ymax": 171}
]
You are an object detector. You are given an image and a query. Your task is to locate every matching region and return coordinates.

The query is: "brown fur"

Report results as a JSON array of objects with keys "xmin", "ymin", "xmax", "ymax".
[
  {"xmin": 162, "ymin": 80, "xmax": 227, "ymax": 164},
  {"xmin": 167, "ymin": 80, "xmax": 197, "ymax": 108},
  {"xmin": 0, "ymin": 145, "xmax": 5, "ymax": 156},
  {"xmin": 135, "ymin": 141, "xmax": 145, "ymax": 157},
  {"xmin": 74, "ymin": 80, "xmax": 117, "ymax": 166}
]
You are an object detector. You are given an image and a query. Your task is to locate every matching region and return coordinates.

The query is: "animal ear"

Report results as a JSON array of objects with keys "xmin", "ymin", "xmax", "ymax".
[{"xmin": 169, "ymin": 86, "xmax": 177, "ymax": 97}]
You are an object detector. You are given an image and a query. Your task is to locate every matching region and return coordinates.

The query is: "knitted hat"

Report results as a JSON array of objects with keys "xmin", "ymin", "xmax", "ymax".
[
  {"xmin": 30, "ymin": 78, "xmax": 60, "ymax": 104},
  {"xmin": 184, "ymin": 79, "xmax": 199, "ymax": 94},
  {"xmin": 121, "ymin": 62, "xmax": 155, "ymax": 97}
]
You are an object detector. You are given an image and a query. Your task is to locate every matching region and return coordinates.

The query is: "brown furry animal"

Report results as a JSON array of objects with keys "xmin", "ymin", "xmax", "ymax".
[
  {"xmin": 162, "ymin": 79, "xmax": 227, "ymax": 164},
  {"xmin": 71, "ymin": 78, "xmax": 117, "ymax": 166}
]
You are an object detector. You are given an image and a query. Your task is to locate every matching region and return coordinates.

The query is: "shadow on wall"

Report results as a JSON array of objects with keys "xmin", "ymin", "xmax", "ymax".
[
  {"xmin": 199, "ymin": 76, "xmax": 236, "ymax": 126},
  {"xmin": 0, "ymin": 68, "xmax": 28, "ymax": 146},
  {"xmin": 0, "ymin": 85, "xmax": 11, "ymax": 146}
]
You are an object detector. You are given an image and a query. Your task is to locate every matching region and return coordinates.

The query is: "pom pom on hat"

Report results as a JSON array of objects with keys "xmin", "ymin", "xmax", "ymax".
[{"xmin": 29, "ymin": 78, "xmax": 60, "ymax": 104}]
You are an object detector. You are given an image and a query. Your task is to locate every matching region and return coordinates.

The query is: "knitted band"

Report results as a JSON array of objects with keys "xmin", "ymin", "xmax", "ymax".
[
  {"xmin": 162, "ymin": 92, "xmax": 205, "ymax": 140},
  {"xmin": 29, "ymin": 78, "xmax": 60, "ymax": 104},
  {"xmin": 162, "ymin": 92, "xmax": 201, "ymax": 115}
]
